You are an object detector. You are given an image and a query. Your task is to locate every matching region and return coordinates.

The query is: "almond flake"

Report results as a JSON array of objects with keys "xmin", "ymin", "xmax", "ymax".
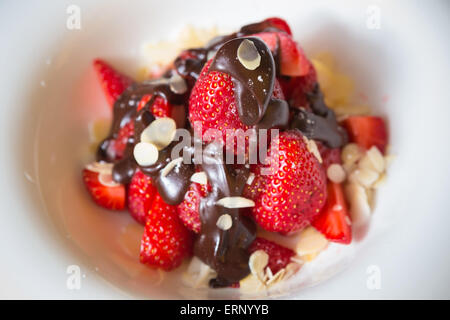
[
  {"xmin": 345, "ymin": 183, "xmax": 371, "ymax": 225},
  {"xmin": 303, "ymin": 136, "xmax": 322, "ymax": 163},
  {"xmin": 359, "ymin": 146, "xmax": 385, "ymax": 173},
  {"xmin": 296, "ymin": 226, "xmax": 328, "ymax": 256},
  {"xmin": 237, "ymin": 39, "xmax": 261, "ymax": 70},
  {"xmin": 266, "ymin": 268, "xmax": 285, "ymax": 286},
  {"xmin": 341, "ymin": 143, "xmax": 363, "ymax": 166},
  {"xmin": 216, "ymin": 214, "xmax": 233, "ymax": 230},
  {"xmin": 216, "ymin": 197, "xmax": 255, "ymax": 209},
  {"xmin": 140, "ymin": 117, "xmax": 176, "ymax": 150},
  {"xmin": 249, "ymin": 250, "xmax": 269, "ymax": 280},
  {"xmin": 349, "ymin": 168, "xmax": 379, "ymax": 188}
]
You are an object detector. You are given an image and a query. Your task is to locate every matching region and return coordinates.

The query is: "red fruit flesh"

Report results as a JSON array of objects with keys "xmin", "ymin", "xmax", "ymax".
[
  {"xmin": 137, "ymin": 94, "xmax": 172, "ymax": 118},
  {"xmin": 264, "ymin": 17, "xmax": 292, "ymax": 35},
  {"xmin": 82, "ymin": 168, "xmax": 126, "ymax": 210},
  {"xmin": 249, "ymin": 237, "xmax": 295, "ymax": 274},
  {"xmin": 93, "ymin": 59, "xmax": 133, "ymax": 108},
  {"xmin": 245, "ymin": 130, "xmax": 327, "ymax": 234},
  {"xmin": 176, "ymin": 182, "xmax": 208, "ymax": 233},
  {"xmin": 341, "ymin": 116, "xmax": 388, "ymax": 153},
  {"xmin": 140, "ymin": 194, "xmax": 193, "ymax": 271},
  {"xmin": 312, "ymin": 182, "xmax": 352, "ymax": 244}
]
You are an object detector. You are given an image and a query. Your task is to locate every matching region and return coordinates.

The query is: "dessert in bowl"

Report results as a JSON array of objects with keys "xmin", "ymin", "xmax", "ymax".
[{"xmin": 79, "ymin": 17, "xmax": 391, "ymax": 296}]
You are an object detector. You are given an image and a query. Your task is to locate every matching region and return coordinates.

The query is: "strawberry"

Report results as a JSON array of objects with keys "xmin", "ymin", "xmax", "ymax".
[
  {"xmin": 93, "ymin": 59, "xmax": 133, "ymax": 107},
  {"xmin": 106, "ymin": 121, "xmax": 135, "ymax": 161},
  {"xmin": 128, "ymin": 170, "xmax": 157, "ymax": 225},
  {"xmin": 176, "ymin": 182, "xmax": 208, "ymax": 233},
  {"xmin": 137, "ymin": 94, "xmax": 172, "ymax": 118},
  {"xmin": 82, "ymin": 167, "xmax": 126, "ymax": 210},
  {"xmin": 279, "ymin": 59, "xmax": 317, "ymax": 109},
  {"xmin": 341, "ymin": 116, "xmax": 388, "ymax": 153},
  {"xmin": 254, "ymin": 32, "xmax": 310, "ymax": 76},
  {"xmin": 312, "ymin": 182, "xmax": 352, "ymax": 244},
  {"xmin": 189, "ymin": 60, "xmax": 284, "ymax": 153},
  {"xmin": 140, "ymin": 194, "xmax": 193, "ymax": 271},
  {"xmin": 245, "ymin": 130, "xmax": 327, "ymax": 234},
  {"xmin": 317, "ymin": 141, "xmax": 341, "ymax": 170},
  {"xmin": 249, "ymin": 237, "xmax": 295, "ymax": 274},
  {"xmin": 264, "ymin": 17, "xmax": 292, "ymax": 35}
]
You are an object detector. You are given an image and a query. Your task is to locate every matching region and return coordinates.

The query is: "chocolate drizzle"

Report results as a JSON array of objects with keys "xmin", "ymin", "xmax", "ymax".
[
  {"xmin": 93, "ymin": 18, "xmax": 349, "ymax": 288},
  {"xmin": 290, "ymin": 84, "xmax": 348, "ymax": 148}
]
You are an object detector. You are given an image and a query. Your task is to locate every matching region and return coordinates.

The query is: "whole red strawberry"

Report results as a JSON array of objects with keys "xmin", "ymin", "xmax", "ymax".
[
  {"xmin": 140, "ymin": 194, "xmax": 192, "ymax": 271},
  {"xmin": 93, "ymin": 59, "xmax": 133, "ymax": 107},
  {"xmin": 249, "ymin": 237, "xmax": 295, "ymax": 274},
  {"xmin": 244, "ymin": 130, "xmax": 327, "ymax": 234},
  {"xmin": 82, "ymin": 165, "xmax": 126, "ymax": 210},
  {"xmin": 176, "ymin": 182, "xmax": 209, "ymax": 233},
  {"xmin": 189, "ymin": 60, "xmax": 284, "ymax": 153},
  {"xmin": 128, "ymin": 170, "xmax": 157, "ymax": 225}
]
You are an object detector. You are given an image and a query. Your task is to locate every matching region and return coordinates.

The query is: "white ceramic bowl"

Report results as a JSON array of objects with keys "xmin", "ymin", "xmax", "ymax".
[{"xmin": 1, "ymin": 0, "xmax": 449, "ymax": 299}]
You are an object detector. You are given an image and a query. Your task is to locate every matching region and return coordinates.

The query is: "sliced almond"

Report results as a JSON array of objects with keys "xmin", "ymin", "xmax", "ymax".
[
  {"xmin": 284, "ymin": 263, "xmax": 301, "ymax": 280},
  {"xmin": 216, "ymin": 197, "xmax": 255, "ymax": 209},
  {"xmin": 372, "ymin": 173, "xmax": 386, "ymax": 189},
  {"xmin": 140, "ymin": 117, "xmax": 177, "ymax": 150},
  {"xmin": 345, "ymin": 183, "xmax": 371, "ymax": 225},
  {"xmin": 85, "ymin": 162, "xmax": 114, "ymax": 174},
  {"xmin": 302, "ymin": 136, "xmax": 322, "ymax": 163},
  {"xmin": 266, "ymin": 268, "xmax": 285, "ymax": 286},
  {"xmin": 237, "ymin": 39, "xmax": 261, "ymax": 70},
  {"xmin": 349, "ymin": 168, "xmax": 379, "ymax": 188},
  {"xmin": 133, "ymin": 142, "xmax": 159, "ymax": 166},
  {"xmin": 327, "ymin": 163, "xmax": 346, "ymax": 183},
  {"xmin": 359, "ymin": 146, "xmax": 385, "ymax": 173},
  {"xmin": 216, "ymin": 214, "xmax": 233, "ymax": 230},
  {"xmin": 161, "ymin": 157, "xmax": 183, "ymax": 177},
  {"xmin": 341, "ymin": 143, "xmax": 363, "ymax": 166},
  {"xmin": 190, "ymin": 171, "xmax": 207, "ymax": 185},
  {"xmin": 239, "ymin": 273, "xmax": 265, "ymax": 294},
  {"xmin": 249, "ymin": 250, "xmax": 269, "ymax": 281},
  {"xmin": 296, "ymin": 226, "xmax": 328, "ymax": 256}
]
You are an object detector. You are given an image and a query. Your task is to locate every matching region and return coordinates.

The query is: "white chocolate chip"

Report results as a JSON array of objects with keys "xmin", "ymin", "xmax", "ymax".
[
  {"xmin": 345, "ymin": 183, "xmax": 371, "ymax": 225},
  {"xmin": 327, "ymin": 163, "xmax": 346, "ymax": 183},
  {"xmin": 296, "ymin": 226, "xmax": 329, "ymax": 256},
  {"xmin": 237, "ymin": 39, "xmax": 261, "ymax": 70},
  {"xmin": 249, "ymin": 250, "xmax": 269, "ymax": 280},
  {"xmin": 190, "ymin": 171, "xmax": 208, "ymax": 185},
  {"xmin": 169, "ymin": 73, "xmax": 187, "ymax": 94},
  {"xmin": 216, "ymin": 197, "xmax": 255, "ymax": 209},
  {"xmin": 140, "ymin": 117, "xmax": 177, "ymax": 150},
  {"xmin": 302, "ymin": 136, "xmax": 322, "ymax": 163},
  {"xmin": 216, "ymin": 214, "xmax": 233, "ymax": 230},
  {"xmin": 161, "ymin": 157, "xmax": 183, "ymax": 177},
  {"xmin": 133, "ymin": 142, "xmax": 159, "ymax": 166}
]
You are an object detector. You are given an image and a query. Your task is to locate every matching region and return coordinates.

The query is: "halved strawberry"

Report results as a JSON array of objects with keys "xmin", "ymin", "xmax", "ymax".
[
  {"xmin": 279, "ymin": 59, "xmax": 317, "ymax": 108},
  {"xmin": 176, "ymin": 182, "xmax": 208, "ymax": 233},
  {"xmin": 312, "ymin": 182, "xmax": 352, "ymax": 244},
  {"xmin": 137, "ymin": 94, "xmax": 172, "ymax": 118},
  {"xmin": 82, "ymin": 167, "xmax": 125, "ymax": 210},
  {"xmin": 106, "ymin": 121, "xmax": 135, "ymax": 161},
  {"xmin": 341, "ymin": 116, "xmax": 388, "ymax": 154},
  {"xmin": 140, "ymin": 194, "xmax": 193, "ymax": 271},
  {"xmin": 128, "ymin": 170, "xmax": 157, "ymax": 225},
  {"xmin": 93, "ymin": 59, "xmax": 133, "ymax": 108},
  {"xmin": 254, "ymin": 32, "xmax": 310, "ymax": 76},
  {"xmin": 249, "ymin": 237, "xmax": 295, "ymax": 274}
]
